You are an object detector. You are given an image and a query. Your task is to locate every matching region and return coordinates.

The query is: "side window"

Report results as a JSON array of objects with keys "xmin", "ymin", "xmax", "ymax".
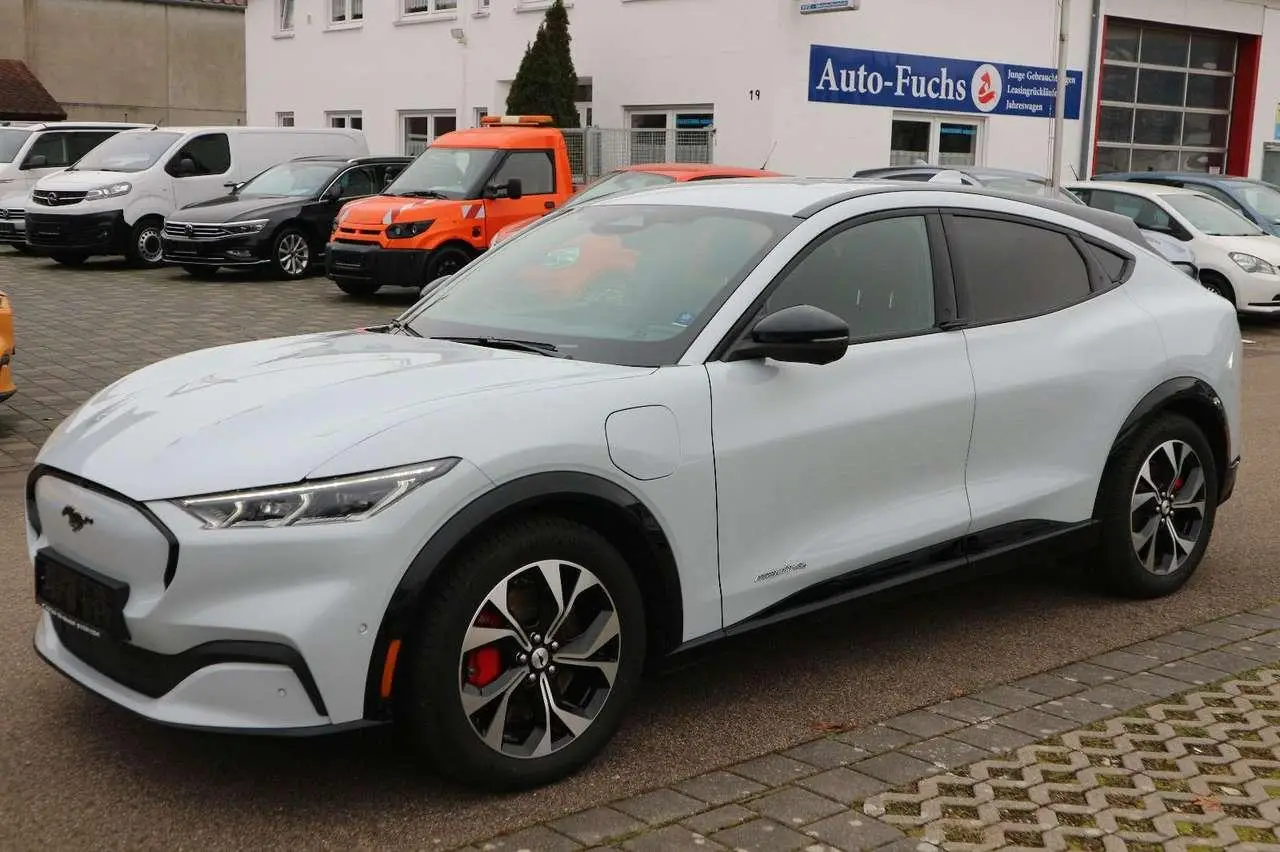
[
  {"xmin": 23, "ymin": 132, "xmax": 70, "ymax": 167},
  {"xmin": 1085, "ymin": 243, "xmax": 1129, "ymax": 282},
  {"xmin": 1083, "ymin": 190, "xmax": 1174, "ymax": 232},
  {"xmin": 947, "ymin": 216, "xmax": 1092, "ymax": 323},
  {"xmin": 167, "ymin": 133, "xmax": 231, "ymax": 177},
  {"xmin": 378, "ymin": 162, "xmax": 406, "ymax": 186},
  {"xmin": 332, "ymin": 166, "xmax": 377, "ymax": 198},
  {"xmin": 66, "ymin": 131, "xmax": 115, "ymax": 163},
  {"xmin": 492, "ymin": 151, "xmax": 555, "ymax": 195},
  {"xmin": 765, "ymin": 215, "xmax": 936, "ymax": 341}
]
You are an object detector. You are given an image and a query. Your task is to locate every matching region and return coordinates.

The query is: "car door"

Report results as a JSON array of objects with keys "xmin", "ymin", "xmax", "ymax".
[
  {"xmin": 166, "ymin": 133, "xmax": 233, "ymax": 210},
  {"xmin": 705, "ymin": 210, "xmax": 976, "ymax": 627},
  {"xmin": 482, "ymin": 150, "xmax": 560, "ymax": 240},
  {"xmin": 308, "ymin": 165, "xmax": 378, "ymax": 239},
  {"xmin": 942, "ymin": 208, "xmax": 1168, "ymax": 534}
]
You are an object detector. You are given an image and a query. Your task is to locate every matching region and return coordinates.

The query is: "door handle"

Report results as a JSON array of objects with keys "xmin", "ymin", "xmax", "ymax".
[{"xmin": 544, "ymin": 201, "xmax": 555, "ymax": 209}]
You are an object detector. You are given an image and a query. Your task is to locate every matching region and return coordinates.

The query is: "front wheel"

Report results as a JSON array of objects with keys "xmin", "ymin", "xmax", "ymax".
[
  {"xmin": 271, "ymin": 227, "xmax": 311, "ymax": 280},
  {"xmin": 50, "ymin": 252, "xmax": 87, "ymax": 266},
  {"xmin": 126, "ymin": 218, "xmax": 165, "ymax": 268},
  {"xmin": 1094, "ymin": 413, "xmax": 1218, "ymax": 599},
  {"xmin": 335, "ymin": 279, "xmax": 381, "ymax": 297},
  {"xmin": 424, "ymin": 245, "xmax": 472, "ymax": 283},
  {"xmin": 399, "ymin": 516, "xmax": 646, "ymax": 791},
  {"xmin": 182, "ymin": 265, "xmax": 219, "ymax": 279},
  {"xmin": 1199, "ymin": 271, "xmax": 1236, "ymax": 307}
]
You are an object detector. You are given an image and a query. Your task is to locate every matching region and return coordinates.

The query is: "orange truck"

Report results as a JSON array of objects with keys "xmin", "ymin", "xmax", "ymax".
[
  {"xmin": 325, "ymin": 115, "xmax": 576, "ymax": 296},
  {"xmin": 0, "ymin": 288, "xmax": 14, "ymax": 404}
]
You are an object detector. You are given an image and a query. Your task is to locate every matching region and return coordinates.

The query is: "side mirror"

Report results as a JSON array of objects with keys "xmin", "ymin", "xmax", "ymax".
[
  {"xmin": 505, "ymin": 177, "xmax": 524, "ymax": 200},
  {"xmin": 174, "ymin": 156, "xmax": 197, "ymax": 176},
  {"xmin": 323, "ymin": 184, "xmax": 343, "ymax": 202},
  {"xmin": 22, "ymin": 154, "xmax": 48, "ymax": 169},
  {"xmin": 224, "ymin": 180, "xmax": 243, "ymax": 192},
  {"xmin": 728, "ymin": 304, "xmax": 850, "ymax": 365}
]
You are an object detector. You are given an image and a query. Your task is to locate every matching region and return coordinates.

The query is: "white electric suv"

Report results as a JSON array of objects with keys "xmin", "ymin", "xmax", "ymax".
[{"xmin": 27, "ymin": 178, "xmax": 1242, "ymax": 791}]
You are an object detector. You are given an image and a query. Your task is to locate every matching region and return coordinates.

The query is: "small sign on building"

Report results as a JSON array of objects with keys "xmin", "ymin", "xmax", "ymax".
[{"xmin": 800, "ymin": 0, "xmax": 860, "ymax": 13}]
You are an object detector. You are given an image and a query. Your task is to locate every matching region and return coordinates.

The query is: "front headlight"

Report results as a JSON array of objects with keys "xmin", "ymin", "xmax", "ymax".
[
  {"xmin": 1229, "ymin": 252, "xmax": 1276, "ymax": 275},
  {"xmin": 175, "ymin": 458, "xmax": 460, "ymax": 529},
  {"xmin": 84, "ymin": 182, "xmax": 132, "ymax": 201},
  {"xmin": 386, "ymin": 219, "xmax": 434, "ymax": 239},
  {"xmin": 224, "ymin": 219, "xmax": 269, "ymax": 235}
]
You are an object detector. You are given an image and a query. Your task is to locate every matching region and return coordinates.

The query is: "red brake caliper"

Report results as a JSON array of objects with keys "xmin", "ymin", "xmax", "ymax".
[{"xmin": 466, "ymin": 611, "xmax": 504, "ymax": 688}]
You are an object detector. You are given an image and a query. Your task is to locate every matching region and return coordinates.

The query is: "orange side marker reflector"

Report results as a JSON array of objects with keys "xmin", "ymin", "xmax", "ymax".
[{"xmin": 380, "ymin": 639, "xmax": 402, "ymax": 699}]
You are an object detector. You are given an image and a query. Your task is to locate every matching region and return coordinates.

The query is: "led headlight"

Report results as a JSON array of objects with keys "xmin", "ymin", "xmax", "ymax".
[
  {"xmin": 1229, "ymin": 252, "xmax": 1276, "ymax": 275},
  {"xmin": 84, "ymin": 182, "xmax": 132, "ymax": 201},
  {"xmin": 176, "ymin": 458, "xmax": 460, "ymax": 529},
  {"xmin": 386, "ymin": 219, "xmax": 434, "ymax": 239},
  {"xmin": 223, "ymin": 219, "xmax": 269, "ymax": 235}
]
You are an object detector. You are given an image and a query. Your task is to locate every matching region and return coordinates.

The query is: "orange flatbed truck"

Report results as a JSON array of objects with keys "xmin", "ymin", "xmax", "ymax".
[{"xmin": 325, "ymin": 115, "xmax": 576, "ymax": 296}]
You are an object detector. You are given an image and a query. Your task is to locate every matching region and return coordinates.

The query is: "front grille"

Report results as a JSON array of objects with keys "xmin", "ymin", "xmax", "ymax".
[
  {"xmin": 0, "ymin": 208, "xmax": 23, "ymax": 220},
  {"xmin": 32, "ymin": 189, "xmax": 88, "ymax": 207},
  {"xmin": 163, "ymin": 221, "xmax": 230, "ymax": 240}
]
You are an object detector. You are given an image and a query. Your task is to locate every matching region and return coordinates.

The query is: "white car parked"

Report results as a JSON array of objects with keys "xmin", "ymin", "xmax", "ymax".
[
  {"xmin": 1068, "ymin": 180, "xmax": 1280, "ymax": 315},
  {"xmin": 27, "ymin": 178, "xmax": 1242, "ymax": 791}
]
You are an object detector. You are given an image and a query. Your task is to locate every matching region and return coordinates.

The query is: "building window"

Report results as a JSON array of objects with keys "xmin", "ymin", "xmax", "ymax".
[
  {"xmin": 889, "ymin": 115, "xmax": 982, "ymax": 167},
  {"xmin": 403, "ymin": 0, "xmax": 457, "ymax": 15},
  {"xmin": 473, "ymin": 107, "xmax": 489, "ymax": 127},
  {"xmin": 327, "ymin": 111, "xmax": 363, "ymax": 130},
  {"xmin": 329, "ymin": 0, "xmax": 364, "ymax": 25},
  {"xmin": 1095, "ymin": 20, "xmax": 1238, "ymax": 175},
  {"xmin": 625, "ymin": 106, "xmax": 714, "ymax": 165},
  {"xmin": 276, "ymin": 0, "xmax": 295, "ymax": 31},
  {"xmin": 277, "ymin": 111, "xmax": 295, "ymax": 127},
  {"xmin": 473, "ymin": 0, "xmax": 490, "ymax": 15},
  {"xmin": 402, "ymin": 111, "xmax": 458, "ymax": 155}
]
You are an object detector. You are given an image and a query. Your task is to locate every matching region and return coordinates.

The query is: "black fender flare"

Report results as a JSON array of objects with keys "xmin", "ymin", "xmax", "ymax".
[{"xmin": 362, "ymin": 471, "xmax": 683, "ymax": 720}]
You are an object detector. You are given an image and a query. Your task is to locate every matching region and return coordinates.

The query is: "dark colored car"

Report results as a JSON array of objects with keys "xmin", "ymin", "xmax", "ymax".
[
  {"xmin": 1093, "ymin": 172, "xmax": 1280, "ymax": 237},
  {"xmin": 161, "ymin": 155, "xmax": 411, "ymax": 280}
]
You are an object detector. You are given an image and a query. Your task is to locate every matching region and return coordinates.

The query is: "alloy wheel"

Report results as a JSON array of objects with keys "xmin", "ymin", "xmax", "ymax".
[
  {"xmin": 278, "ymin": 233, "xmax": 310, "ymax": 277},
  {"xmin": 1129, "ymin": 439, "xmax": 1207, "ymax": 576},
  {"xmin": 458, "ymin": 559, "xmax": 621, "ymax": 759},
  {"xmin": 137, "ymin": 227, "xmax": 163, "ymax": 264}
]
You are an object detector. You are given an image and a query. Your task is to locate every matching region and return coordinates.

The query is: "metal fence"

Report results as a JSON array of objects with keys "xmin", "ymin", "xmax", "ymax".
[{"xmin": 561, "ymin": 127, "xmax": 716, "ymax": 185}]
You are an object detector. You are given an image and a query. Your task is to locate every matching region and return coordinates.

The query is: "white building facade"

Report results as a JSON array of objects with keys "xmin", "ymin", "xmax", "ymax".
[{"xmin": 247, "ymin": 0, "xmax": 1280, "ymax": 183}]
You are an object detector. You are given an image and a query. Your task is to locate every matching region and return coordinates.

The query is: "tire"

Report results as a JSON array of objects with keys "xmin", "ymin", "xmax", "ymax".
[
  {"xmin": 335, "ymin": 279, "xmax": 381, "ymax": 297},
  {"xmin": 1199, "ymin": 271, "xmax": 1236, "ymax": 307},
  {"xmin": 10, "ymin": 244, "xmax": 35, "ymax": 255},
  {"xmin": 399, "ymin": 515, "xmax": 647, "ymax": 791},
  {"xmin": 126, "ymin": 218, "xmax": 165, "ymax": 268},
  {"xmin": 424, "ymin": 244, "xmax": 473, "ymax": 283},
  {"xmin": 182, "ymin": 265, "xmax": 219, "ymax": 279},
  {"xmin": 1094, "ymin": 413, "xmax": 1219, "ymax": 599},
  {"xmin": 50, "ymin": 252, "xmax": 87, "ymax": 266},
  {"xmin": 271, "ymin": 226, "xmax": 311, "ymax": 280}
]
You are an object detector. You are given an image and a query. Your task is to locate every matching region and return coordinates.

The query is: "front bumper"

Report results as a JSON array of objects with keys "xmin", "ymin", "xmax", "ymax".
[
  {"xmin": 24, "ymin": 210, "xmax": 128, "ymax": 255},
  {"xmin": 0, "ymin": 348, "xmax": 14, "ymax": 402},
  {"xmin": 0, "ymin": 213, "xmax": 26, "ymax": 246},
  {"xmin": 1219, "ymin": 455, "xmax": 1241, "ymax": 505},
  {"xmin": 326, "ymin": 240, "xmax": 430, "ymax": 288},
  {"xmin": 161, "ymin": 233, "xmax": 271, "ymax": 268},
  {"xmin": 1231, "ymin": 270, "xmax": 1280, "ymax": 314},
  {"xmin": 26, "ymin": 461, "xmax": 493, "ymax": 732}
]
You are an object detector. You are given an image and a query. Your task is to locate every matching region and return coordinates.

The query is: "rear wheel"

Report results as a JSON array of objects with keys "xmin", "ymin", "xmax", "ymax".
[
  {"xmin": 50, "ymin": 252, "xmax": 87, "ymax": 266},
  {"xmin": 182, "ymin": 265, "xmax": 219, "ymax": 279},
  {"xmin": 126, "ymin": 217, "xmax": 165, "ymax": 269},
  {"xmin": 335, "ymin": 279, "xmax": 381, "ymax": 297},
  {"xmin": 399, "ymin": 516, "xmax": 646, "ymax": 791},
  {"xmin": 1199, "ymin": 271, "xmax": 1236, "ymax": 307}
]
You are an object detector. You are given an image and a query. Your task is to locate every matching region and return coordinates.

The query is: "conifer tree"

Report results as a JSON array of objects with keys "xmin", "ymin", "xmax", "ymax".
[{"xmin": 505, "ymin": 0, "xmax": 580, "ymax": 127}]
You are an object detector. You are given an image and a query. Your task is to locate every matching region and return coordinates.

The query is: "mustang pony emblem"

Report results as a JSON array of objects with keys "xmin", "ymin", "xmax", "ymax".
[{"xmin": 61, "ymin": 506, "xmax": 94, "ymax": 532}]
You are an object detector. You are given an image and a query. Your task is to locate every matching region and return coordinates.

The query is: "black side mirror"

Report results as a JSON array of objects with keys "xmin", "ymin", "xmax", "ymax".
[
  {"xmin": 505, "ymin": 177, "xmax": 524, "ymax": 200},
  {"xmin": 728, "ymin": 304, "xmax": 850, "ymax": 365},
  {"xmin": 23, "ymin": 154, "xmax": 48, "ymax": 169},
  {"xmin": 323, "ymin": 184, "xmax": 343, "ymax": 202}
]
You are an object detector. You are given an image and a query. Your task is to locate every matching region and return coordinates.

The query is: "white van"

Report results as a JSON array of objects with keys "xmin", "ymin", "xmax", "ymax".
[
  {"xmin": 0, "ymin": 121, "xmax": 154, "ymax": 252},
  {"xmin": 25, "ymin": 126, "xmax": 368, "ymax": 267}
]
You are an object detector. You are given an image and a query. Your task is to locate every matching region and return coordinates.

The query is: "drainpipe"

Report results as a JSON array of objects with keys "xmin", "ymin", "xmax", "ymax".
[
  {"xmin": 1077, "ymin": 0, "xmax": 1104, "ymax": 179},
  {"xmin": 1051, "ymin": 0, "xmax": 1070, "ymax": 187}
]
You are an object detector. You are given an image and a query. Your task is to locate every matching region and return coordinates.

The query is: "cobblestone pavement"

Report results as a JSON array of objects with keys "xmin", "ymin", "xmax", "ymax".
[{"xmin": 463, "ymin": 606, "xmax": 1280, "ymax": 852}]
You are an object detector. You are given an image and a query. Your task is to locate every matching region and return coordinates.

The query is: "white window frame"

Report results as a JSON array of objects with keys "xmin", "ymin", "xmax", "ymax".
[
  {"xmin": 326, "ymin": 111, "xmax": 364, "ymax": 131},
  {"xmin": 472, "ymin": 0, "xmax": 490, "ymax": 16},
  {"xmin": 473, "ymin": 107, "xmax": 489, "ymax": 127},
  {"xmin": 401, "ymin": 110, "xmax": 459, "ymax": 155},
  {"xmin": 625, "ymin": 105, "xmax": 715, "ymax": 162},
  {"xmin": 276, "ymin": 0, "xmax": 295, "ymax": 33},
  {"xmin": 328, "ymin": 0, "xmax": 364, "ymax": 27},
  {"xmin": 400, "ymin": 0, "xmax": 458, "ymax": 20},
  {"xmin": 889, "ymin": 112, "xmax": 985, "ymax": 168},
  {"xmin": 515, "ymin": 0, "xmax": 570, "ymax": 11},
  {"xmin": 276, "ymin": 111, "xmax": 295, "ymax": 127}
]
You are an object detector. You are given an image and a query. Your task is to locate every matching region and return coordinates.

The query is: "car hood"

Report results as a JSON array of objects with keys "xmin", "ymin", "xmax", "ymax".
[
  {"xmin": 36, "ymin": 169, "xmax": 135, "ymax": 191},
  {"xmin": 172, "ymin": 195, "xmax": 305, "ymax": 223},
  {"xmin": 1206, "ymin": 233, "xmax": 1280, "ymax": 262},
  {"xmin": 36, "ymin": 330, "xmax": 647, "ymax": 501},
  {"xmin": 339, "ymin": 195, "xmax": 455, "ymax": 226}
]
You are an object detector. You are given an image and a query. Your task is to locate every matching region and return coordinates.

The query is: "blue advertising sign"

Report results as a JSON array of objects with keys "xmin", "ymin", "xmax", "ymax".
[{"xmin": 808, "ymin": 44, "xmax": 1083, "ymax": 121}]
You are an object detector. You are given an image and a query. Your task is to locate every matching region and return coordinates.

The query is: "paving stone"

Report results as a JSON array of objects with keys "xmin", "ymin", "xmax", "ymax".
[
  {"xmin": 1010, "ymin": 673, "xmax": 1086, "ymax": 699},
  {"xmin": 614, "ymin": 788, "xmax": 705, "ymax": 826},
  {"xmin": 802, "ymin": 813, "xmax": 905, "ymax": 850},
  {"xmin": 1249, "ymin": 602, "xmax": 1280, "ymax": 619},
  {"xmin": 1072, "ymin": 683, "xmax": 1154, "ymax": 711},
  {"xmin": 797, "ymin": 768, "xmax": 892, "ymax": 803},
  {"xmin": 1157, "ymin": 659, "xmax": 1238, "ymax": 687},
  {"xmin": 747, "ymin": 787, "xmax": 846, "ymax": 827},
  {"xmin": 1193, "ymin": 621, "xmax": 1260, "ymax": 641},
  {"xmin": 550, "ymin": 808, "xmax": 646, "ymax": 846},
  {"xmin": 969, "ymin": 684, "xmax": 1048, "ymax": 710},
  {"xmin": 682, "ymin": 804, "xmax": 756, "ymax": 835},
  {"xmin": 1048, "ymin": 661, "xmax": 1127, "ymax": 685},
  {"xmin": 675, "ymin": 771, "xmax": 767, "ymax": 806},
  {"xmin": 948, "ymin": 722, "xmax": 1038, "ymax": 754},
  {"xmin": 931, "ymin": 696, "xmax": 1006, "ymax": 723},
  {"xmin": 1244, "ymin": 630, "xmax": 1280, "ymax": 649},
  {"xmin": 1036, "ymin": 696, "xmax": 1114, "ymax": 724},
  {"xmin": 852, "ymin": 752, "xmax": 939, "ymax": 786},
  {"xmin": 485, "ymin": 825, "xmax": 584, "ymax": 851},
  {"xmin": 995, "ymin": 708, "xmax": 1078, "ymax": 737},
  {"xmin": 1116, "ymin": 671, "xmax": 1192, "ymax": 697},
  {"xmin": 1088, "ymin": 649, "xmax": 1162, "ymax": 674},
  {"xmin": 881, "ymin": 710, "xmax": 965, "ymax": 738},
  {"xmin": 1122, "ymin": 639, "xmax": 1197, "ymax": 663},
  {"xmin": 1160, "ymin": 629, "xmax": 1235, "ymax": 651},
  {"xmin": 783, "ymin": 738, "xmax": 871, "ymax": 769},
  {"xmin": 731, "ymin": 754, "xmax": 818, "ymax": 786},
  {"xmin": 901, "ymin": 736, "xmax": 990, "ymax": 769},
  {"xmin": 621, "ymin": 825, "xmax": 726, "ymax": 852},
  {"xmin": 835, "ymin": 725, "xmax": 919, "ymax": 755},
  {"xmin": 1221, "ymin": 613, "xmax": 1280, "ymax": 632},
  {"xmin": 1185, "ymin": 649, "xmax": 1262, "ymax": 675},
  {"xmin": 1222, "ymin": 640, "xmax": 1280, "ymax": 664},
  {"xmin": 710, "ymin": 818, "xmax": 813, "ymax": 852}
]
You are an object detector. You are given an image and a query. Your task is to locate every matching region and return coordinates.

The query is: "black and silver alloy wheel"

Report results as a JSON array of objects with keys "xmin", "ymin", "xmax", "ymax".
[
  {"xmin": 276, "ymin": 231, "xmax": 310, "ymax": 278},
  {"xmin": 1129, "ymin": 439, "xmax": 1206, "ymax": 575},
  {"xmin": 460, "ymin": 559, "xmax": 621, "ymax": 759}
]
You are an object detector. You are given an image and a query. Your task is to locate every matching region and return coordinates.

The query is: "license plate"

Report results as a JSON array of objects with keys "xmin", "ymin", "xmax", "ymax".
[
  {"xmin": 34, "ymin": 551, "xmax": 130, "ymax": 640},
  {"xmin": 0, "ymin": 223, "xmax": 13, "ymax": 235}
]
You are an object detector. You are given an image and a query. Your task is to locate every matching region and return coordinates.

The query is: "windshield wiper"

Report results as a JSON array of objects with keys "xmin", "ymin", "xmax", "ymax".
[
  {"xmin": 431, "ymin": 335, "xmax": 564, "ymax": 357},
  {"xmin": 393, "ymin": 190, "xmax": 449, "ymax": 199},
  {"xmin": 380, "ymin": 316, "xmax": 421, "ymax": 337}
]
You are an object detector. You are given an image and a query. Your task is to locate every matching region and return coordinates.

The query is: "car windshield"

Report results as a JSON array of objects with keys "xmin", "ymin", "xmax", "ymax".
[
  {"xmin": 1164, "ymin": 193, "xmax": 1264, "ymax": 236},
  {"xmin": 70, "ymin": 131, "xmax": 182, "ymax": 172},
  {"xmin": 0, "ymin": 128, "xmax": 32, "ymax": 163},
  {"xmin": 404, "ymin": 203, "xmax": 797, "ymax": 367},
  {"xmin": 383, "ymin": 146, "xmax": 500, "ymax": 199},
  {"xmin": 1233, "ymin": 181, "xmax": 1280, "ymax": 223},
  {"xmin": 238, "ymin": 161, "xmax": 340, "ymax": 198},
  {"xmin": 565, "ymin": 170, "xmax": 677, "ymax": 208}
]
